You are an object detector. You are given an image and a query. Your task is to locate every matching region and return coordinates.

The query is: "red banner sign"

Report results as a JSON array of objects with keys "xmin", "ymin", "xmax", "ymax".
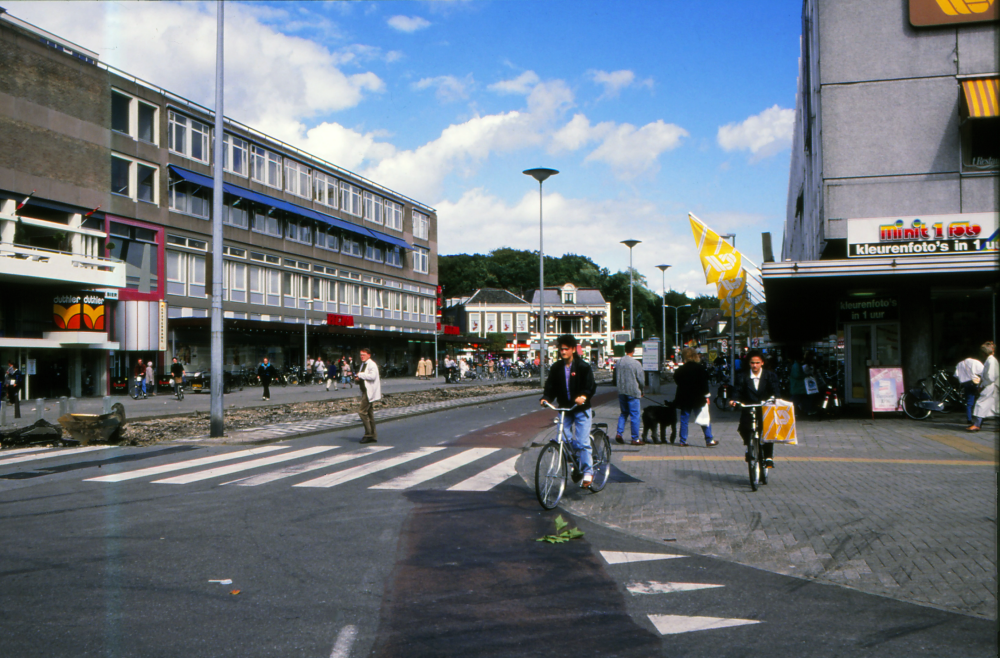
[{"xmin": 326, "ymin": 314, "xmax": 355, "ymax": 327}]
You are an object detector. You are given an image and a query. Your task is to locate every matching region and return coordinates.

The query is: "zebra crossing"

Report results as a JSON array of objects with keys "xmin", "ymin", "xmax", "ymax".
[
  {"xmin": 29, "ymin": 443, "xmax": 522, "ymax": 492},
  {"xmin": 598, "ymin": 550, "xmax": 762, "ymax": 636}
]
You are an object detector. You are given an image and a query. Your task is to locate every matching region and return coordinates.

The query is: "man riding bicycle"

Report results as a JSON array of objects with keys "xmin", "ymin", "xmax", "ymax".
[
  {"xmin": 170, "ymin": 357, "xmax": 185, "ymax": 398},
  {"xmin": 730, "ymin": 350, "xmax": 782, "ymax": 469},
  {"xmin": 540, "ymin": 334, "xmax": 598, "ymax": 488}
]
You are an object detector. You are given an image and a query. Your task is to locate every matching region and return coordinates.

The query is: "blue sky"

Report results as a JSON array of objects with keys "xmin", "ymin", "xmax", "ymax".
[{"xmin": 10, "ymin": 0, "xmax": 802, "ymax": 296}]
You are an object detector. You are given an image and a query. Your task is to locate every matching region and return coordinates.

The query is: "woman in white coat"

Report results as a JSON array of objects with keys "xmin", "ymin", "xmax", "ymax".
[{"xmin": 968, "ymin": 341, "xmax": 997, "ymax": 432}]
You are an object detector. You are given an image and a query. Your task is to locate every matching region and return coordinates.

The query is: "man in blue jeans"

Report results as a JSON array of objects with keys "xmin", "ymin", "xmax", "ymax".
[
  {"xmin": 540, "ymin": 334, "xmax": 598, "ymax": 488},
  {"xmin": 615, "ymin": 340, "xmax": 644, "ymax": 446}
]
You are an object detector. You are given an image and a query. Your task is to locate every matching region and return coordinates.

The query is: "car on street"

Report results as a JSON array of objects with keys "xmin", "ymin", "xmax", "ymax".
[{"xmin": 186, "ymin": 369, "xmax": 245, "ymax": 394}]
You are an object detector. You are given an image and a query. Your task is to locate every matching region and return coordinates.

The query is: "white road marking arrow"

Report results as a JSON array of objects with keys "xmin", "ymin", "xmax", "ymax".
[
  {"xmin": 600, "ymin": 551, "xmax": 686, "ymax": 565},
  {"xmin": 627, "ymin": 581, "xmax": 724, "ymax": 595},
  {"xmin": 648, "ymin": 614, "xmax": 760, "ymax": 635}
]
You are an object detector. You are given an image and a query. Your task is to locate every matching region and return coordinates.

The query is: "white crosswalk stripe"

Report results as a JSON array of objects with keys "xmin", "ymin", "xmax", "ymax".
[
  {"xmin": 153, "ymin": 446, "xmax": 340, "ymax": 485},
  {"xmin": 600, "ymin": 551, "xmax": 686, "ymax": 565},
  {"xmin": 85, "ymin": 446, "xmax": 288, "ymax": 483},
  {"xmin": 370, "ymin": 448, "xmax": 498, "ymax": 490},
  {"xmin": 447, "ymin": 455, "xmax": 520, "ymax": 491},
  {"xmin": 293, "ymin": 447, "xmax": 445, "ymax": 489},
  {"xmin": 0, "ymin": 445, "xmax": 113, "ymax": 467},
  {"xmin": 227, "ymin": 446, "xmax": 391, "ymax": 486},
  {"xmin": 627, "ymin": 581, "xmax": 724, "ymax": 595},
  {"xmin": 647, "ymin": 614, "xmax": 759, "ymax": 635},
  {"xmin": 0, "ymin": 446, "xmax": 54, "ymax": 458}
]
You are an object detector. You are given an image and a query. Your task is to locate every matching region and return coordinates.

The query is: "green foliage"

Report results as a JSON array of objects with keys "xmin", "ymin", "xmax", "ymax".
[
  {"xmin": 536, "ymin": 514, "xmax": 585, "ymax": 543},
  {"xmin": 484, "ymin": 332, "xmax": 508, "ymax": 353}
]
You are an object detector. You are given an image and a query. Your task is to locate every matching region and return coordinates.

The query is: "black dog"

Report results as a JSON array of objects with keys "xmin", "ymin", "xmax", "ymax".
[{"xmin": 642, "ymin": 401, "xmax": 677, "ymax": 444}]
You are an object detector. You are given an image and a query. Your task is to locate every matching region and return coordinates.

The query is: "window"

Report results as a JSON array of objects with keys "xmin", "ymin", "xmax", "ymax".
[
  {"xmin": 342, "ymin": 182, "xmax": 362, "ymax": 217},
  {"xmin": 314, "ymin": 171, "xmax": 339, "ymax": 209},
  {"xmin": 112, "ymin": 155, "xmax": 159, "ymax": 204},
  {"xmin": 516, "ymin": 313, "xmax": 528, "ymax": 333},
  {"xmin": 224, "ymin": 134, "xmax": 249, "ymax": 176},
  {"xmin": 166, "ymin": 250, "xmax": 205, "ymax": 297},
  {"xmin": 168, "ymin": 110, "xmax": 210, "ymax": 163},
  {"xmin": 252, "ymin": 211, "xmax": 282, "ymax": 237},
  {"xmin": 385, "ymin": 246, "xmax": 402, "ymax": 267},
  {"xmin": 249, "ymin": 265, "xmax": 265, "ymax": 305},
  {"xmin": 413, "ymin": 246, "xmax": 429, "ymax": 274},
  {"xmin": 284, "ymin": 160, "xmax": 311, "ymax": 198},
  {"xmin": 363, "ymin": 191, "xmax": 383, "ymax": 224},
  {"xmin": 558, "ymin": 318, "xmax": 583, "ymax": 334},
  {"xmin": 413, "ymin": 210, "xmax": 429, "ymax": 240},
  {"xmin": 469, "ymin": 313, "xmax": 481, "ymax": 334},
  {"xmin": 325, "ymin": 276, "xmax": 337, "ymax": 310},
  {"xmin": 316, "ymin": 228, "xmax": 339, "ymax": 252},
  {"xmin": 267, "ymin": 269, "xmax": 281, "ymax": 306},
  {"xmin": 342, "ymin": 236, "xmax": 362, "ymax": 258},
  {"xmin": 385, "ymin": 200, "xmax": 403, "ymax": 231},
  {"xmin": 962, "ymin": 118, "xmax": 1000, "ymax": 171},
  {"xmin": 365, "ymin": 241, "xmax": 383, "ymax": 262},
  {"xmin": 222, "ymin": 203, "xmax": 248, "ymax": 229},
  {"xmin": 112, "ymin": 90, "xmax": 158, "ymax": 143},
  {"xmin": 251, "ymin": 145, "xmax": 282, "ymax": 188},
  {"xmin": 225, "ymin": 261, "xmax": 247, "ymax": 302},
  {"xmin": 168, "ymin": 170, "xmax": 209, "ymax": 218}
]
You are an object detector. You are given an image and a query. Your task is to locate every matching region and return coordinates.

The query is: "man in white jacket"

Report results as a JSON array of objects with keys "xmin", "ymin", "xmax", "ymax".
[
  {"xmin": 969, "ymin": 341, "xmax": 997, "ymax": 432},
  {"xmin": 355, "ymin": 347, "xmax": 382, "ymax": 443}
]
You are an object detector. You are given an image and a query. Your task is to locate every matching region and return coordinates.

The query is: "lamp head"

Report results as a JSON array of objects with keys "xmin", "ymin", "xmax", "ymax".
[
  {"xmin": 621, "ymin": 240, "xmax": 641, "ymax": 249},
  {"xmin": 523, "ymin": 168, "xmax": 559, "ymax": 183},
  {"xmin": 655, "ymin": 264, "xmax": 671, "ymax": 273}
]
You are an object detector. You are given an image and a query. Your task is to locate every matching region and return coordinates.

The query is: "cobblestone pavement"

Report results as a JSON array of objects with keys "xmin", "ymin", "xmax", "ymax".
[{"xmin": 517, "ymin": 390, "xmax": 998, "ymax": 620}]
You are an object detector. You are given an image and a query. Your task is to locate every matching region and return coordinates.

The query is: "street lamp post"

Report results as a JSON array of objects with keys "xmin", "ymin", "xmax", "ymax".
[
  {"xmin": 523, "ymin": 168, "xmax": 558, "ymax": 386},
  {"xmin": 621, "ymin": 240, "xmax": 641, "ymax": 338},
  {"xmin": 655, "ymin": 264, "xmax": 670, "ymax": 370},
  {"xmin": 665, "ymin": 303, "xmax": 691, "ymax": 359}
]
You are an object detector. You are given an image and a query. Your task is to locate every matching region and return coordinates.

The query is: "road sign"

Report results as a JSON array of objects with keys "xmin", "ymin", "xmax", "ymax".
[{"xmin": 721, "ymin": 339, "xmax": 728, "ymax": 351}]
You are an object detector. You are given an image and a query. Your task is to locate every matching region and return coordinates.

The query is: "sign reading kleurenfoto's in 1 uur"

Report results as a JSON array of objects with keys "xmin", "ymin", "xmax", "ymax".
[{"xmin": 847, "ymin": 212, "xmax": 999, "ymax": 258}]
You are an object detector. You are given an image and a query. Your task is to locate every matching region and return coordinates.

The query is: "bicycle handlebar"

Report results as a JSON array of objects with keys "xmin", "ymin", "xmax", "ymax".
[
  {"xmin": 541, "ymin": 400, "xmax": 579, "ymax": 412},
  {"xmin": 732, "ymin": 397, "xmax": 777, "ymax": 408}
]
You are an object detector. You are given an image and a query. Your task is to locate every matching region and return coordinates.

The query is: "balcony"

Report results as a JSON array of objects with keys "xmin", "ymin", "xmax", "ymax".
[{"xmin": 0, "ymin": 242, "xmax": 125, "ymax": 288}]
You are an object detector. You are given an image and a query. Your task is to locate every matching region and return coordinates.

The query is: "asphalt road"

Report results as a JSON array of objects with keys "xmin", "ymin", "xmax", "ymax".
[{"xmin": 0, "ymin": 396, "xmax": 994, "ymax": 657}]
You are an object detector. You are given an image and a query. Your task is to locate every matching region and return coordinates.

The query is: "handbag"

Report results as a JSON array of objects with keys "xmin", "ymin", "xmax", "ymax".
[
  {"xmin": 804, "ymin": 376, "xmax": 819, "ymax": 395},
  {"xmin": 695, "ymin": 404, "xmax": 711, "ymax": 427}
]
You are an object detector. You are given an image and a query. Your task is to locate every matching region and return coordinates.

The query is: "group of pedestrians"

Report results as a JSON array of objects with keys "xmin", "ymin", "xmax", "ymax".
[{"xmin": 956, "ymin": 340, "xmax": 997, "ymax": 432}]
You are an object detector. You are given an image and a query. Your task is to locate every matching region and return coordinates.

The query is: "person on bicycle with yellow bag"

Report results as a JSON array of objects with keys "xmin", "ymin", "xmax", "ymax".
[
  {"xmin": 540, "ymin": 334, "xmax": 598, "ymax": 488},
  {"xmin": 730, "ymin": 350, "xmax": 782, "ymax": 469}
]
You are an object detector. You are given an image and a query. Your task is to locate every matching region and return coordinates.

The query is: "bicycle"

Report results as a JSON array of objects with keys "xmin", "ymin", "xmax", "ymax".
[
  {"xmin": 901, "ymin": 368, "xmax": 964, "ymax": 420},
  {"xmin": 172, "ymin": 377, "xmax": 185, "ymax": 401},
  {"xmin": 714, "ymin": 382, "xmax": 734, "ymax": 411},
  {"xmin": 535, "ymin": 402, "xmax": 612, "ymax": 510},
  {"xmin": 733, "ymin": 399, "xmax": 775, "ymax": 492},
  {"xmin": 130, "ymin": 375, "xmax": 147, "ymax": 400}
]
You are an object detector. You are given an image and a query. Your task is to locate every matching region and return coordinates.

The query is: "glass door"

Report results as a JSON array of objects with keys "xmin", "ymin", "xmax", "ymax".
[{"xmin": 845, "ymin": 323, "xmax": 901, "ymax": 404}]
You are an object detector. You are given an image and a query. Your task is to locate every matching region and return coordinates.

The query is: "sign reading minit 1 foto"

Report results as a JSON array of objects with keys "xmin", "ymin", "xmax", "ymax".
[{"xmin": 847, "ymin": 212, "xmax": 998, "ymax": 258}]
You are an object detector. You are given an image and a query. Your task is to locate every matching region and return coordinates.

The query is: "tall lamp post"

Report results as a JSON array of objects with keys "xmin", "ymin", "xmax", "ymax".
[
  {"xmin": 665, "ymin": 303, "xmax": 691, "ymax": 359},
  {"xmin": 523, "ymin": 168, "xmax": 558, "ymax": 386},
  {"xmin": 655, "ymin": 264, "xmax": 670, "ymax": 370},
  {"xmin": 621, "ymin": 240, "xmax": 641, "ymax": 338},
  {"xmin": 209, "ymin": 1, "xmax": 225, "ymax": 438}
]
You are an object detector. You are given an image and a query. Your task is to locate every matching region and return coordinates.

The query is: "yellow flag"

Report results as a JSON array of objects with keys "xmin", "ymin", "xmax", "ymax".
[
  {"xmin": 717, "ymin": 273, "xmax": 746, "ymax": 301},
  {"xmin": 690, "ymin": 214, "xmax": 743, "ymax": 284}
]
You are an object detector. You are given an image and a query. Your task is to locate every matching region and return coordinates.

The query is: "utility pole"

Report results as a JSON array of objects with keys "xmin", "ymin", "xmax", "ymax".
[{"xmin": 209, "ymin": 1, "xmax": 225, "ymax": 437}]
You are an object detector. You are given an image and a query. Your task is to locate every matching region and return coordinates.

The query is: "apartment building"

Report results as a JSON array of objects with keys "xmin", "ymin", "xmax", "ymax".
[{"xmin": 0, "ymin": 10, "xmax": 438, "ymax": 396}]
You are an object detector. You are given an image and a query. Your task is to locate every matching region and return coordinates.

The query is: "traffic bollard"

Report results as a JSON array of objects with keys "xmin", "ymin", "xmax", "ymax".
[
  {"xmin": 59, "ymin": 397, "xmax": 68, "ymax": 417},
  {"xmin": 103, "ymin": 396, "xmax": 112, "ymax": 415},
  {"xmin": 35, "ymin": 399, "xmax": 44, "ymax": 423},
  {"xmin": 69, "ymin": 397, "xmax": 77, "ymax": 414}
]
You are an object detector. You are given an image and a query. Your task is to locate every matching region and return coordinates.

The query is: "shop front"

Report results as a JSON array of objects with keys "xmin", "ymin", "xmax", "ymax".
[{"xmin": 764, "ymin": 212, "xmax": 998, "ymax": 408}]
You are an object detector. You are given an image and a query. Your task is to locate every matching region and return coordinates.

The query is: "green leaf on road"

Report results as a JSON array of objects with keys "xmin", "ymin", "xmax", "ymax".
[{"xmin": 536, "ymin": 514, "xmax": 585, "ymax": 543}]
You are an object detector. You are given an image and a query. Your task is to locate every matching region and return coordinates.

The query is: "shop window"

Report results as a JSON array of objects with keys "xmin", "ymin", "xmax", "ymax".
[{"xmin": 962, "ymin": 118, "xmax": 1000, "ymax": 171}]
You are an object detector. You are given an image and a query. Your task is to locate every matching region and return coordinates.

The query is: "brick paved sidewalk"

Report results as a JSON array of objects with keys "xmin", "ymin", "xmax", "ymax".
[{"xmin": 518, "ymin": 393, "xmax": 998, "ymax": 620}]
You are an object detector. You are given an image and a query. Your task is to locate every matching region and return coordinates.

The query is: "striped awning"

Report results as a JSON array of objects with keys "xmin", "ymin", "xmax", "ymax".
[{"xmin": 961, "ymin": 77, "xmax": 999, "ymax": 118}]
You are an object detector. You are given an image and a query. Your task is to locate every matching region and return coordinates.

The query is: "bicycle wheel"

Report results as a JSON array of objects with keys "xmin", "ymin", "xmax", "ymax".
[
  {"xmin": 901, "ymin": 392, "xmax": 931, "ymax": 420},
  {"xmin": 748, "ymin": 438, "xmax": 760, "ymax": 492},
  {"xmin": 589, "ymin": 429, "xmax": 612, "ymax": 493},
  {"xmin": 715, "ymin": 394, "xmax": 726, "ymax": 411},
  {"xmin": 535, "ymin": 443, "xmax": 567, "ymax": 510},
  {"xmin": 760, "ymin": 441, "xmax": 769, "ymax": 485}
]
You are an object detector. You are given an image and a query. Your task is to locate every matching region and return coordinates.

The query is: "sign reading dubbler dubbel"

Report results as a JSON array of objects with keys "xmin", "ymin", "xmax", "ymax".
[
  {"xmin": 847, "ymin": 212, "xmax": 998, "ymax": 258},
  {"xmin": 53, "ymin": 293, "xmax": 105, "ymax": 331}
]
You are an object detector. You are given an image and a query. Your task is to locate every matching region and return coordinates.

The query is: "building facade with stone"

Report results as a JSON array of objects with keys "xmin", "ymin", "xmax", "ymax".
[{"xmin": 0, "ymin": 10, "xmax": 438, "ymax": 397}]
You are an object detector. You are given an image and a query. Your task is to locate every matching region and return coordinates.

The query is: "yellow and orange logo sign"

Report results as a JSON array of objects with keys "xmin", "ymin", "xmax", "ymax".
[
  {"xmin": 53, "ymin": 294, "xmax": 105, "ymax": 331},
  {"xmin": 910, "ymin": 0, "xmax": 997, "ymax": 26}
]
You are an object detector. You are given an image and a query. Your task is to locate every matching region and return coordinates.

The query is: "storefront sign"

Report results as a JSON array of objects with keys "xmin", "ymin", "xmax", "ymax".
[
  {"xmin": 641, "ymin": 339, "xmax": 660, "ymax": 372},
  {"xmin": 909, "ymin": 0, "xmax": 998, "ymax": 27},
  {"xmin": 869, "ymin": 367, "xmax": 905, "ymax": 413},
  {"xmin": 53, "ymin": 293, "xmax": 105, "ymax": 331},
  {"xmin": 838, "ymin": 297, "xmax": 899, "ymax": 322},
  {"xmin": 847, "ymin": 212, "xmax": 998, "ymax": 258},
  {"xmin": 326, "ymin": 314, "xmax": 355, "ymax": 327},
  {"xmin": 158, "ymin": 301, "xmax": 167, "ymax": 352}
]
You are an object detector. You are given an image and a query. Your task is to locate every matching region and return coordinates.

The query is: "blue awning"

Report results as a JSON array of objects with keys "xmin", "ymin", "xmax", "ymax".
[
  {"xmin": 297, "ymin": 206, "xmax": 375, "ymax": 241},
  {"xmin": 170, "ymin": 165, "xmax": 215, "ymax": 189},
  {"xmin": 367, "ymin": 228, "xmax": 413, "ymax": 251}
]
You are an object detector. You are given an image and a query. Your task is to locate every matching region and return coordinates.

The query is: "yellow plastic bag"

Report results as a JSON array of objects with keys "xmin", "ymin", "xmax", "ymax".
[{"xmin": 762, "ymin": 399, "xmax": 797, "ymax": 444}]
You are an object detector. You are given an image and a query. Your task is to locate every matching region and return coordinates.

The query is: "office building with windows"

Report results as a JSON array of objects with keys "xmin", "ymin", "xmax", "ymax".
[
  {"xmin": 0, "ymin": 10, "xmax": 438, "ymax": 396},
  {"xmin": 763, "ymin": 0, "xmax": 997, "ymax": 406}
]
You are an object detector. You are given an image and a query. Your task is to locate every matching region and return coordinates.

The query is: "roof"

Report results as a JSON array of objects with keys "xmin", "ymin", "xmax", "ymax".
[
  {"xmin": 464, "ymin": 288, "xmax": 530, "ymax": 306},
  {"xmin": 529, "ymin": 289, "xmax": 607, "ymax": 305}
]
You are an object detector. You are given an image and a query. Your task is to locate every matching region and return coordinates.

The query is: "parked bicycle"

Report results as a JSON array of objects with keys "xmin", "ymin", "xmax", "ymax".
[
  {"xmin": 733, "ymin": 399, "xmax": 774, "ymax": 492},
  {"xmin": 535, "ymin": 402, "xmax": 612, "ymax": 510},
  {"xmin": 901, "ymin": 368, "xmax": 964, "ymax": 420},
  {"xmin": 714, "ymin": 382, "xmax": 734, "ymax": 411}
]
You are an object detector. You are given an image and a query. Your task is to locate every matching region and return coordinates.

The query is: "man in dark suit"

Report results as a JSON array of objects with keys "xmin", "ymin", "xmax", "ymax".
[{"xmin": 730, "ymin": 350, "xmax": 782, "ymax": 468}]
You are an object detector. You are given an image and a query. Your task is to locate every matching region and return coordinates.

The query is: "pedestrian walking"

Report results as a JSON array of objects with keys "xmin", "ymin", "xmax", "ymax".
[
  {"xmin": 968, "ymin": 341, "xmax": 997, "ymax": 432},
  {"xmin": 5, "ymin": 360, "xmax": 21, "ymax": 419},
  {"xmin": 257, "ymin": 357, "xmax": 276, "ymax": 401},
  {"xmin": 955, "ymin": 353, "xmax": 984, "ymax": 426},
  {"xmin": 134, "ymin": 359, "xmax": 147, "ymax": 398},
  {"xmin": 355, "ymin": 347, "xmax": 381, "ymax": 443},
  {"xmin": 673, "ymin": 347, "xmax": 718, "ymax": 447},
  {"xmin": 340, "ymin": 356, "xmax": 353, "ymax": 388},
  {"xmin": 315, "ymin": 357, "xmax": 327, "ymax": 389},
  {"xmin": 145, "ymin": 361, "xmax": 155, "ymax": 396},
  {"xmin": 615, "ymin": 340, "xmax": 644, "ymax": 446}
]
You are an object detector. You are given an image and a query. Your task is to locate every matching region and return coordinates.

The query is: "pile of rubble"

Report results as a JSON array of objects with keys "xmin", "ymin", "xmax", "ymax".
[{"xmin": 121, "ymin": 381, "xmax": 539, "ymax": 446}]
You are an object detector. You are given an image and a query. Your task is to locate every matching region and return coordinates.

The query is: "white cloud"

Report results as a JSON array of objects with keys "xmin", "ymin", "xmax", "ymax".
[
  {"xmin": 435, "ymin": 189, "xmax": 716, "ymax": 295},
  {"xmin": 589, "ymin": 69, "xmax": 653, "ymax": 99},
  {"xmin": 488, "ymin": 71, "xmax": 540, "ymax": 95},
  {"xmin": 549, "ymin": 114, "xmax": 614, "ymax": 153},
  {"xmin": 9, "ymin": 0, "xmax": 384, "ymax": 142},
  {"xmin": 716, "ymin": 105, "xmax": 794, "ymax": 160},
  {"xmin": 585, "ymin": 121, "xmax": 689, "ymax": 179},
  {"xmin": 412, "ymin": 75, "xmax": 474, "ymax": 102},
  {"xmin": 387, "ymin": 15, "xmax": 431, "ymax": 32}
]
